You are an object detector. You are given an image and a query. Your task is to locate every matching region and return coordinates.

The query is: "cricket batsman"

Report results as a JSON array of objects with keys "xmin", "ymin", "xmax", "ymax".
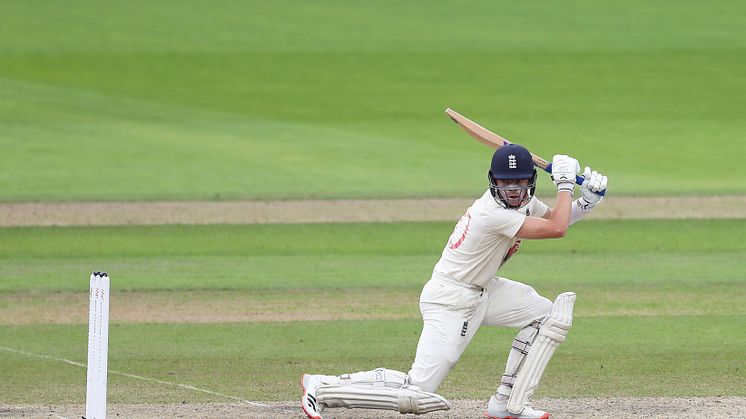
[{"xmin": 301, "ymin": 144, "xmax": 608, "ymax": 419}]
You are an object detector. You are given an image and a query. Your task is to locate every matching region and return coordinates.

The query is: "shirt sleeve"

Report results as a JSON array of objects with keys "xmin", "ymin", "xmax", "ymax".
[
  {"xmin": 529, "ymin": 197, "xmax": 550, "ymax": 219},
  {"xmin": 485, "ymin": 208, "xmax": 526, "ymax": 238}
]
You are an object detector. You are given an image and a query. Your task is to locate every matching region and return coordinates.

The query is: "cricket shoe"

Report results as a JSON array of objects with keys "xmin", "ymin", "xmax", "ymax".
[
  {"xmin": 301, "ymin": 374, "xmax": 326, "ymax": 419},
  {"xmin": 484, "ymin": 394, "xmax": 550, "ymax": 419}
]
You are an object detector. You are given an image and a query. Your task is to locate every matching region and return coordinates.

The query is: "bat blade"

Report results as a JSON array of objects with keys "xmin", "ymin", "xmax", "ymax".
[
  {"xmin": 445, "ymin": 108, "xmax": 550, "ymax": 170},
  {"xmin": 445, "ymin": 108, "xmax": 511, "ymax": 150}
]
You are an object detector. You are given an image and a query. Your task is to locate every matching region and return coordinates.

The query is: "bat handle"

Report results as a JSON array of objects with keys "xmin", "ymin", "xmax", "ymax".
[{"xmin": 543, "ymin": 163, "xmax": 606, "ymax": 197}]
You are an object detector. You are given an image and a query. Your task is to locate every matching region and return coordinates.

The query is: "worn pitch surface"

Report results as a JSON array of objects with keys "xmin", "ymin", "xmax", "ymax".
[
  {"xmin": 3, "ymin": 398, "xmax": 746, "ymax": 418},
  {"xmin": 1, "ymin": 196, "xmax": 745, "ymax": 226}
]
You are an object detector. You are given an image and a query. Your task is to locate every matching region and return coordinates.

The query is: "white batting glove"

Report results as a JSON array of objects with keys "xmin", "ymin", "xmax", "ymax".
[
  {"xmin": 551, "ymin": 155, "xmax": 580, "ymax": 194},
  {"xmin": 579, "ymin": 167, "xmax": 608, "ymax": 207}
]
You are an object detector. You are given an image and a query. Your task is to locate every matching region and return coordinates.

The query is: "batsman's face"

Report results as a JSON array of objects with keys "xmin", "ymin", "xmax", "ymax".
[{"xmin": 496, "ymin": 179, "xmax": 530, "ymax": 207}]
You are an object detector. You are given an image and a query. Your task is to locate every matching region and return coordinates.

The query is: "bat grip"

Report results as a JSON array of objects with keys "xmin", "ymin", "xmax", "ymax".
[{"xmin": 543, "ymin": 163, "xmax": 606, "ymax": 197}]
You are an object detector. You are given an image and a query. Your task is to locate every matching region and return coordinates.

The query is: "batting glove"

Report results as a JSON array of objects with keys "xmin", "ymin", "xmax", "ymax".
[
  {"xmin": 551, "ymin": 155, "xmax": 580, "ymax": 194},
  {"xmin": 578, "ymin": 166, "xmax": 608, "ymax": 208}
]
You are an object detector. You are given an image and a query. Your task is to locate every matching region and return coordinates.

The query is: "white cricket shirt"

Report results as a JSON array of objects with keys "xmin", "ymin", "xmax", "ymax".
[{"xmin": 433, "ymin": 190, "xmax": 549, "ymax": 289}]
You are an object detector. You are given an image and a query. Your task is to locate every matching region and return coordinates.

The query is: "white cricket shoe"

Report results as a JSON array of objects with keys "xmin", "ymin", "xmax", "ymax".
[
  {"xmin": 484, "ymin": 394, "xmax": 550, "ymax": 419},
  {"xmin": 301, "ymin": 374, "xmax": 325, "ymax": 419}
]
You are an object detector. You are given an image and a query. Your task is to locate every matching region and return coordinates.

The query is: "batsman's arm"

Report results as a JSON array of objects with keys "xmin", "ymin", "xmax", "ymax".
[
  {"xmin": 516, "ymin": 190, "xmax": 572, "ymax": 239},
  {"xmin": 445, "ymin": 108, "xmax": 605, "ymax": 196},
  {"xmin": 515, "ymin": 154, "xmax": 578, "ymax": 239}
]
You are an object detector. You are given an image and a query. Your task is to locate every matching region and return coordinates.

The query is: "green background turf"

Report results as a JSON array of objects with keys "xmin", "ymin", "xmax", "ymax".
[
  {"xmin": 1, "ymin": 220, "xmax": 745, "ymax": 293},
  {"xmin": 3, "ymin": 316, "xmax": 744, "ymax": 403},
  {"xmin": 1, "ymin": 0, "xmax": 744, "ymax": 410},
  {"xmin": 1, "ymin": 220, "xmax": 744, "ymax": 402},
  {"xmin": 2, "ymin": 0, "xmax": 745, "ymax": 201}
]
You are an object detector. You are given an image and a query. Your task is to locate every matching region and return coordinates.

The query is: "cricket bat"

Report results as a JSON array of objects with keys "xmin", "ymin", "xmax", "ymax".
[{"xmin": 445, "ymin": 108, "xmax": 605, "ymax": 196}]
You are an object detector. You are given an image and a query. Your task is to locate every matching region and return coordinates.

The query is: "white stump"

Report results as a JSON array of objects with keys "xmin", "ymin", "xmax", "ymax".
[{"xmin": 86, "ymin": 272, "xmax": 110, "ymax": 419}]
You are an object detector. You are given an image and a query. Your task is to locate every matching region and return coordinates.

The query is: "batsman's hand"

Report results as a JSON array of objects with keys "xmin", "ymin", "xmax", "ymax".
[
  {"xmin": 579, "ymin": 167, "xmax": 608, "ymax": 206},
  {"xmin": 551, "ymin": 155, "xmax": 580, "ymax": 194}
]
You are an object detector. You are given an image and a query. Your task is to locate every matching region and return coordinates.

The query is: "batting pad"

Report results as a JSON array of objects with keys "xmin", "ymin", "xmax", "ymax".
[
  {"xmin": 507, "ymin": 292, "xmax": 575, "ymax": 414},
  {"xmin": 316, "ymin": 368, "xmax": 451, "ymax": 414},
  {"xmin": 317, "ymin": 385, "xmax": 451, "ymax": 414}
]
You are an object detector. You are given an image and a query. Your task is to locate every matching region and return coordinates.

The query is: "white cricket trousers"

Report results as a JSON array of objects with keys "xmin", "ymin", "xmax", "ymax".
[{"xmin": 407, "ymin": 273, "xmax": 552, "ymax": 393}]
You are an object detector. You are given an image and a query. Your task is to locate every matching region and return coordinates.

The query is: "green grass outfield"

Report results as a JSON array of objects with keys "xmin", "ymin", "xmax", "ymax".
[
  {"xmin": 2, "ymin": 1, "xmax": 746, "ymax": 201},
  {"xmin": 1, "ymin": 0, "xmax": 745, "ymax": 411},
  {"xmin": 1, "ymin": 219, "xmax": 744, "ymax": 403}
]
